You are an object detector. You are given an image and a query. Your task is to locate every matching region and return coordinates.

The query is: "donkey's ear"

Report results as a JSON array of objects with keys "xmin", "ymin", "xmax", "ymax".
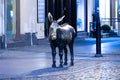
[
  {"xmin": 48, "ymin": 12, "xmax": 53, "ymax": 22},
  {"xmin": 57, "ymin": 15, "xmax": 65, "ymax": 23}
]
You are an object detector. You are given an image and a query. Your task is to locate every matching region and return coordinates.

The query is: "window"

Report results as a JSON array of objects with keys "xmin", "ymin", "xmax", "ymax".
[
  {"xmin": 99, "ymin": 0, "xmax": 110, "ymax": 19},
  {"xmin": 76, "ymin": 0, "xmax": 86, "ymax": 31},
  {"xmin": 37, "ymin": 0, "xmax": 45, "ymax": 23},
  {"xmin": 5, "ymin": 0, "xmax": 16, "ymax": 41}
]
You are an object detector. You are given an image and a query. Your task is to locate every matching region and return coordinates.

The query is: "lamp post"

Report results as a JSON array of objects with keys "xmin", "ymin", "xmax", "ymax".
[{"xmin": 94, "ymin": 0, "xmax": 103, "ymax": 57}]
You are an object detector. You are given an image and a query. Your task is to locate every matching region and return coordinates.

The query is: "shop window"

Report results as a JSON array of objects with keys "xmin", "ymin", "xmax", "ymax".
[
  {"xmin": 37, "ymin": 0, "xmax": 45, "ymax": 23},
  {"xmin": 99, "ymin": 0, "xmax": 110, "ymax": 19},
  {"xmin": 76, "ymin": 0, "xmax": 86, "ymax": 31},
  {"xmin": 5, "ymin": 0, "xmax": 16, "ymax": 41}
]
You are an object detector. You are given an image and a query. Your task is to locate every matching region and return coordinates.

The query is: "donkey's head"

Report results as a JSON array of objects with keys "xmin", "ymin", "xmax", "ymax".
[{"xmin": 48, "ymin": 12, "xmax": 65, "ymax": 40}]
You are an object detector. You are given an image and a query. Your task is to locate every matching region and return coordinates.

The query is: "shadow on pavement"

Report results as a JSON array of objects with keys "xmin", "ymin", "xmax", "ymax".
[{"xmin": 25, "ymin": 67, "xmax": 69, "ymax": 77}]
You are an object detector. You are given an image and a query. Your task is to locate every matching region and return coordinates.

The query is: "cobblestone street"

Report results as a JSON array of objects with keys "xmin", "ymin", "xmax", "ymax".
[
  {"xmin": 23, "ymin": 62, "xmax": 120, "ymax": 80},
  {"xmin": 0, "ymin": 37, "xmax": 120, "ymax": 80}
]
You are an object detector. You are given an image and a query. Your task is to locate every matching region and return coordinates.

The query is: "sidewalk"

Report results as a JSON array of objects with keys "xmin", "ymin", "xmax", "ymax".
[{"xmin": 0, "ymin": 37, "xmax": 120, "ymax": 80}]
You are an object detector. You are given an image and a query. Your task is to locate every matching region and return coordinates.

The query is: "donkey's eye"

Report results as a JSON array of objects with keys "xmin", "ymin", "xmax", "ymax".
[
  {"xmin": 50, "ymin": 28, "xmax": 54, "ymax": 32},
  {"xmin": 51, "ymin": 28, "xmax": 53, "ymax": 30}
]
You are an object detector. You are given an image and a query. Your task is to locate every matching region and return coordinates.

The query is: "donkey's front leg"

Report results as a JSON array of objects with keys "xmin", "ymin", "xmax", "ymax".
[
  {"xmin": 59, "ymin": 48, "xmax": 63, "ymax": 67},
  {"xmin": 52, "ymin": 51, "xmax": 56, "ymax": 67},
  {"xmin": 51, "ymin": 46, "xmax": 56, "ymax": 68}
]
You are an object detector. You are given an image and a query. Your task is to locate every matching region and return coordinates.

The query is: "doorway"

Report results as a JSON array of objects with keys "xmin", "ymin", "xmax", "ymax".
[{"xmin": 4, "ymin": 0, "xmax": 16, "ymax": 43}]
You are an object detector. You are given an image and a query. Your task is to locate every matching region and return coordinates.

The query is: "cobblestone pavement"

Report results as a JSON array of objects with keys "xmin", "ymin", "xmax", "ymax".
[
  {"xmin": 23, "ymin": 62, "xmax": 120, "ymax": 80},
  {"xmin": 0, "ymin": 37, "xmax": 120, "ymax": 80}
]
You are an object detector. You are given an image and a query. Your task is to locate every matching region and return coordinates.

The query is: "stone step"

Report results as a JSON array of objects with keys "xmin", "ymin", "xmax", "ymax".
[
  {"xmin": 7, "ymin": 41, "xmax": 25, "ymax": 48},
  {"xmin": 77, "ymin": 32, "xmax": 89, "ymax": 38}
]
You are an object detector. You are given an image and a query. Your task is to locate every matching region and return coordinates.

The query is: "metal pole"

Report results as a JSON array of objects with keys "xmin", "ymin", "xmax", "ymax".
[
  {"xmin": 95, "ymin": 11, "xmax": 102, "ymax": 57},
  {"xmin": 94, "ymin": 0, "xmax": 102, "ymax": 57}
]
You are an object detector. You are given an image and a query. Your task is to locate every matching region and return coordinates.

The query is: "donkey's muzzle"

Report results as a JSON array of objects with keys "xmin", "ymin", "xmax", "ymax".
[{"xmin": 51, "ymin": 36, "xmax": 57, "ymax": 40}]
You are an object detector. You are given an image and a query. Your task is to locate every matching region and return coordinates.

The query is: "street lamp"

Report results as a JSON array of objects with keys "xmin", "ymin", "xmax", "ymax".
[{"xmin": 94, "ymin": 0, "xmax": 103, "ymax": 57}]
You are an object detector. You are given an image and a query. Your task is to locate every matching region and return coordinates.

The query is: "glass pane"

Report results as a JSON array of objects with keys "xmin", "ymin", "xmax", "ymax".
[
  {"xmin": 7, "ymin": 0, "xmax": 13, "ymax": 37},
  {"xmin": 99, "ymin": 0, "xmax": 110, "ymax": 19},
  {"xmin": 5, "ymin": 0, "xmax": 16, "ymax": 42},
  {"xmin": 76, "ymin": 0, "xmax": 85, "ymax": 31}
]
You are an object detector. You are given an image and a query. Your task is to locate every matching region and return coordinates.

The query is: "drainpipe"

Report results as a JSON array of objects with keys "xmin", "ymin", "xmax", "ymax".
[{"xmin": 1, "ymin": 0, "xmax": 7, "ymax": 49}]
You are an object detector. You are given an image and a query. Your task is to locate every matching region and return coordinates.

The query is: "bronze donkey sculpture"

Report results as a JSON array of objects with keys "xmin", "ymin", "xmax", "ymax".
[{"xmin": 48, "ymin": 12, "xmax": 76, "ymax": 67}]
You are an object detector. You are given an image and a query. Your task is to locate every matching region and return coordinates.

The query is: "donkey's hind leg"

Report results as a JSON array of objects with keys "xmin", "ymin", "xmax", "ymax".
[
  {"xmin": 69, "ymin": 43, "xmax": 74, "ymax": 66},
  {"xmin": 64, "ymin": 46, "xmax": 68, "ymax": 65}
]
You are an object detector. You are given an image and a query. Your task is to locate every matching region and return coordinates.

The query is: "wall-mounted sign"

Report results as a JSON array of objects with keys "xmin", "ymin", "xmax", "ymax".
[{"xmin": 37, "ymin": 0, "xmax": 45, "ymax": 23}]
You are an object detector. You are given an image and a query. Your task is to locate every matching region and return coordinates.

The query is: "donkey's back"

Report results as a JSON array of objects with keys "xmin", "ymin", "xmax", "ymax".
[{"xmin": 58, "ymin": 23, "xmax": 75, "ymax": 42}]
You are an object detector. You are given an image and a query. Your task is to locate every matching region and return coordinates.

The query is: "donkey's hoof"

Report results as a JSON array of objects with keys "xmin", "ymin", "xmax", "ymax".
[
  {"xmin": 64, "ymin": 62, "xmax": 68, "ymax": 65},
  {"xmin": 70, "ymin": 62, "xmax": 74, "ymax": 66},
  {"xmin": 52, "ymin": 64, "xmax": 56, "ymax": 68},
  {"xmin": 59, "ymin": 64, "xmax": 63, "ymax": 68}
]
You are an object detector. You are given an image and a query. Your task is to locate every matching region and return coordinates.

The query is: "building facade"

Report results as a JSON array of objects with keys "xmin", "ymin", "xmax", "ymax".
[
  {"xmin": 0, "ymin": 0, "xmax": 45, "ymax": 48},
  {"xmin": 0, "ymin": 0, "xmax": 120, "ymax": 48}
]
